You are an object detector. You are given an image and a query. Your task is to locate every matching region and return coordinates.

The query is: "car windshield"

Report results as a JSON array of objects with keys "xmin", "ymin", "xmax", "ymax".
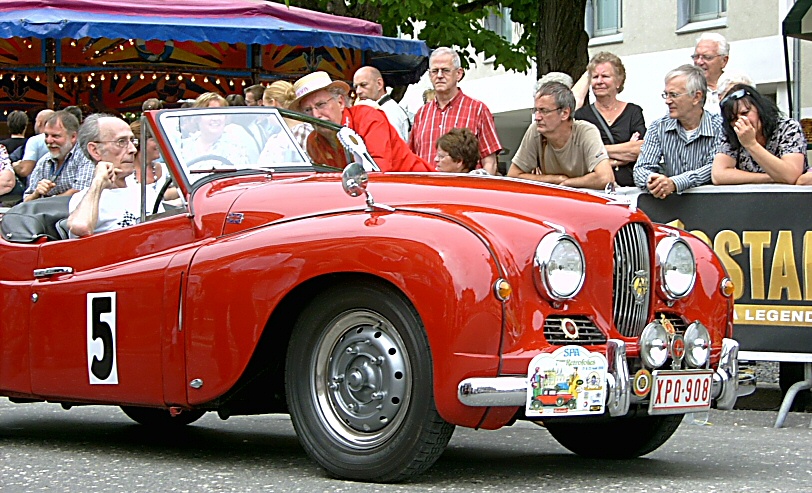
[{"xmin": 157, "ymin": 107, "xmax": 325, "ymax": 184}]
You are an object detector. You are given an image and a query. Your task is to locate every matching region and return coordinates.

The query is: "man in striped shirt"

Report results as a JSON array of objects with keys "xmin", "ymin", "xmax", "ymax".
[
  {"xmin": 409, "ymin": 47, "xmax": 502, "ymax": 175},
  {"xmin": 633, "ymin": 65, "xmax": 723, "ymax": 199}
]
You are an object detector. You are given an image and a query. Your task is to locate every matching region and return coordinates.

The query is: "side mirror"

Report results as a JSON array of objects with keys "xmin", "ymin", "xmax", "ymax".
[{"xmin": 342, "ymin": 162, "xmax": 368, "ymax": 198}]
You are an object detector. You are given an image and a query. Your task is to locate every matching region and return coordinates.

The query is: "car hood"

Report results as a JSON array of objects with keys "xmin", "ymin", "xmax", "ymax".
[{"xmin": 205, "ymin": 172, "xmax": 649, "ymax": 238}]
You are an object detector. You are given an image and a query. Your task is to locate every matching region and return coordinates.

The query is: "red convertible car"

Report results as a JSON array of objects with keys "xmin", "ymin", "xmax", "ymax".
[{"xmin": 0, "ymin": 107, "xmax": 740, "ymax": 482}]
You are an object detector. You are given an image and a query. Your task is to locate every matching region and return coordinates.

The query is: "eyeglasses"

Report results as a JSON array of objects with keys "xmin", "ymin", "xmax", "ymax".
[
  {"xmin": 301, "ymin": 97, "xmax": 336, "ymax": 115},
  {"xmin": 532, "ymin": 107, "xmax": 561, "ymax": 117},
  {"xmin": 661, "ymin": 92, "xmax": 689, "ymax": 100},
  {"xmin": 691, "ymin": 54, "xmax": 723, "ymax": 62},
  {"xmin": 429, "ymin": 68, "xmax": 454, "ymax": 77},
  {"xmin": 94, "ymin": 137, "xmax": 138, "ymax": 148},
  {"xmin": 719, "ymin": 88, "xmax": 750, "ymax": 108},
  {"xmin": 435, "ymin": 151, "xmax": 450, "ymax": 160}
]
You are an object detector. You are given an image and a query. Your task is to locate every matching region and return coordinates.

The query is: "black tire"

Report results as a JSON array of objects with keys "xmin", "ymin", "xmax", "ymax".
[
  {"xmin": 285, "ymin": 281, "xmax": 455, "ymax": 482},
  {"xmin": 545, "ymin": 414, "xmax": 683, "ymax": 459},
  {"xmin": 120, "ymin": 406, "xmax": 205, "ymax": 428},
  {"xmin": 779, "ymin": 362, "xmax": 812, "ymax": 411}
]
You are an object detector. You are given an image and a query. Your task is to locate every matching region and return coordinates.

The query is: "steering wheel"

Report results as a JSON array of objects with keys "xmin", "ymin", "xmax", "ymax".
[
  {"xmin": 153, "ymin": 177, "xmax": 174, "ymax": 215},
  {"xmin": 185, "ymin": 154, "xmax": 235, "ymax": 171}
]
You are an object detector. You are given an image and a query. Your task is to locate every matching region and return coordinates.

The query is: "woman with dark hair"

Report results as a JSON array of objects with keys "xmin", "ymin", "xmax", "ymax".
[
  {"xmin": 711, "ymin": 84, "xmax": 807, "ymax": 185},
  {"xmin": 574, "ymin": 51, "xmax": 646, "ymax": 187},
  {"xmin": 435, "ymin": 128, "xmax": 483, "ymax": 174}
]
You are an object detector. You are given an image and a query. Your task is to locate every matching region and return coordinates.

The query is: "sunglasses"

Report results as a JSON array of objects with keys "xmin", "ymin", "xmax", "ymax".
[{"xmin": 720, "ymin": 88, "xmax": 750, "ymax": 108}]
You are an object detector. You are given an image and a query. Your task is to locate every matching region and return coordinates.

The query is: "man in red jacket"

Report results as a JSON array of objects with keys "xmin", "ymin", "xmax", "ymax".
[{"xmin": 290, "ymin": 71, "xmax": 432, "ymax": 172}]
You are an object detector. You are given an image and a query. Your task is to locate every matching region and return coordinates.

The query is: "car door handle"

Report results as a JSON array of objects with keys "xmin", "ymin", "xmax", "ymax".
[{"xmin": 33, "ymin": 267, "xmax": 74, "ymax": 278}]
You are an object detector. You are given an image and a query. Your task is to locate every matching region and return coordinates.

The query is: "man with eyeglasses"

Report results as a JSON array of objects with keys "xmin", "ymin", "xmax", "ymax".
[
  {"xmin": 409, "ymin": 47, "xmax": 502, "ymax": 175},
  {"xmin": 692, "ymin": 33, "xmax": 729, "ymax": 114},
  {"xmin": 507, "ymin": 81, "xmax": 613, "ymax": 190},
  {"xmin": 23, "ymin": 110, "xmax": 94, "ymax": 202},
  {"xmin": 289, "ymin": 71, "xmax": 432, "ymax": 172},
  {"xmin": 67, "ymin": 114, "xmax": 156, "ymax": 237},
  {"xmin": 633, "ymin": 65, "xmax": 723, "ymax": 199}
]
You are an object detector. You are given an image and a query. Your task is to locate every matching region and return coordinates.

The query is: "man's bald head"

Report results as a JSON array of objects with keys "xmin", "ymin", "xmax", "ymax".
[
  {"xmin": 353, "ymin": 66, "xmax": 386, "ymax": 101},
  {"xmin": 35, "ymin": 109, "xmax": 55, "ymax": 134}
]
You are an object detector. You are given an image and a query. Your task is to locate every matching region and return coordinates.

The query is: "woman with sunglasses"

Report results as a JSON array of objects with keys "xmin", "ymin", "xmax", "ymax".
[{"xmin": 711, "ymin": 84, "xmax": 808, "ymax": 185}]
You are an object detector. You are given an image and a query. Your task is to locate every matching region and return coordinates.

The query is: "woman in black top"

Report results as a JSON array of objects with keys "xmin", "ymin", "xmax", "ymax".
[{"xmin": 574, "ymin": 52, "xmax": 646, "ymax": 186}]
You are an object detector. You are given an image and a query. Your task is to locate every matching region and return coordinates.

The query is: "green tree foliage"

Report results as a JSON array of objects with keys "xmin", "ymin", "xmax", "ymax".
[{"xmin": 287, "ymin": 0, "xmax": 587, "ymax": 80}]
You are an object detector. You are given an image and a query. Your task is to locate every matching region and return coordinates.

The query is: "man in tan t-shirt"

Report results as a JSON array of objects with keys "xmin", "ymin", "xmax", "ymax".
[{"xmin": 508, "ymin": 81, "xmax": 613, "ymax": 190}]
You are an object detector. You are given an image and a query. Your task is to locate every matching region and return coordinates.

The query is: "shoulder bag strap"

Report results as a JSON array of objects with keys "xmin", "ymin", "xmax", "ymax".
[
  {"xmin": 534, "ymin": 134, "xmax": 547, "ymax": 175},
  {"xmin": 590, "ymin": 103, "xmax": 615, "ymax": 144}
]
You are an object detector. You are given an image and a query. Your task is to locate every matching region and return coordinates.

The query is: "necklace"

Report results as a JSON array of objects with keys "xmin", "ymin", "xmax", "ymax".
[{"xmin": 597, "ymin": 100, "xmax": 621, "ymax": 124}]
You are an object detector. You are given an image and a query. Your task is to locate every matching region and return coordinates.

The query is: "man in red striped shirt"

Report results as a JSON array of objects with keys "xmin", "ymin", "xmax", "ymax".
[{"xmin": 409, "ymin": 47, "xmax": 502, "ymax": 175}]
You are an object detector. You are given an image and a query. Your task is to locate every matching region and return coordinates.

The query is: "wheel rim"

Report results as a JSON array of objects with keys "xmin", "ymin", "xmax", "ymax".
[{"xmin": 313, "ymin": 309, "xmax": 411, "ymax": 450}]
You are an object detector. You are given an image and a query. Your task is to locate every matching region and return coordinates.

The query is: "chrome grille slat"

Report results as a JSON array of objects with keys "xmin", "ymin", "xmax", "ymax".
[
  {"xmin": 543, "ymin": 316, "xmax": 607, "ymax": 345},
  {"xmin": 613, "ymin": 223, "xmax": 651, "ymax": 338}
]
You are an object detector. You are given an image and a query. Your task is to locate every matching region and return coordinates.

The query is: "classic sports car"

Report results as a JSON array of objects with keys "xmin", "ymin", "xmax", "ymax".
[{"xmin": 0, "ymin": 107, "xmax": 739, "ymax": 482}]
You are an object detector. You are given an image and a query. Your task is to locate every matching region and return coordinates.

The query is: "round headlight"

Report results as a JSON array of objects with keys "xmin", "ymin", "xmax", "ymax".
[
  {"xmin": 684, "ymin": 321, "xmax": 711, "ymax": 368},
  {"xmin": 534, "ymin": 233, "xmax": 585, "ymax": 301},
  {"xmin": 639, "ymin": 322, "xmax": 669, "ymax": 369},
  {"xmin": 656, "ymin": 237, "xmax": 696, "ymax": 299}
]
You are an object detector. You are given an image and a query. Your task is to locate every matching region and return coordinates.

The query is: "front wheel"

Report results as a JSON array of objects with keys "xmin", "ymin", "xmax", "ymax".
[
  {"xmin": 545, "ymin": 414, "xmax": 683, "ymax": 459},
  {"xmin": 285, "ymin": 281, "xmax": 454, "ymax": 482}
]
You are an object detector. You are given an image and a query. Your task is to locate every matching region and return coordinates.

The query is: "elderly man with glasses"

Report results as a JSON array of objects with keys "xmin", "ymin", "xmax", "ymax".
[
  {"xmin": 633, "ymin": 65, "xmax": 723, "ymax": 199},
  {"xmin": 692, "ymin": 33, "xmax": 729, "ymax": 114},
  {"xmin": 409, "ymin": 47, "xmax": 502, "ymax": 175},
  {"xmin": 67, "ymin": 114, "xmax": 157, "ymax": 238},
  {"xmin": 507, "ymin": 81, "xmax": 613, "ymax": 190}
]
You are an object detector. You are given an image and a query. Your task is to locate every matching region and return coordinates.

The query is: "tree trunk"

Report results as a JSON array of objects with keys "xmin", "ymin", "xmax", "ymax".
[{"xmin": 536, "ymin": 0, "xmax": 589, "ymax": 82}]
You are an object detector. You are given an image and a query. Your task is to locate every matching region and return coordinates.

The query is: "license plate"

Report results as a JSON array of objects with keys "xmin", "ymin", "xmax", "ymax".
[{"xmin": 648, "ymin": 370, "xmax": 713, "ymax": 415}]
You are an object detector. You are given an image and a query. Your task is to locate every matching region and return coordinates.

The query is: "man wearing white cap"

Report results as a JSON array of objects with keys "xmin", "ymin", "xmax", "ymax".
[{"xmin": 290, "ymin": 71, "xmax": 432, "ymax": 173}]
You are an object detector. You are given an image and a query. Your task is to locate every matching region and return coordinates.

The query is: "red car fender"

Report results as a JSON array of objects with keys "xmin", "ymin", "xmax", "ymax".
[{"xmin": 182, "ymin": 210, "xmax": 504, "ymax": 427}]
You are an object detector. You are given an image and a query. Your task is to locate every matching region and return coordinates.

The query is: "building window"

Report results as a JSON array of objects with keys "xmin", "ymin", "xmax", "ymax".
[
  {"xmin": 585, "ymin": 0, "xmax": 622, "ymax": 38},
  {"xmin": 484, "ymin": 6, "xmax": 513, "ymax": 43},
  {"xmin": 689, "ymin": 0, "xmax": 727, "ymax": 22},
  {"xmin": 678, "ymin": 0, "xmax": 726, "ymax": 28}
]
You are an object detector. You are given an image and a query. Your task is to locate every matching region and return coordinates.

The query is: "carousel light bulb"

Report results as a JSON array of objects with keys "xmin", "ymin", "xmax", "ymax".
[
  {"xmin": 152, "ymin": 74, "xmax": 157, "ymax": 80},
  {"xmin": 10, "ymin": 75, "xmax": 15, "ymax": 81},
  {"xmin": 24, "ymin": 75, "xmax": 28, "ymax": 82},
  {"xmin": 241, "ymin": 80, "xmax": 246, "ymax": 86},
  {"xmin": 59, "ymin": 83, "xmax": 64, "ymax": 88},
  {"xmin": 140, "ymin": 74, "xmax": 145, "ymax": 80},
  {"xmin": 165, "ymin": 74, "xmax": 170, "ymax": 80},
  {"xmin": 102, "ymin": 61, "xmax": 107, "ymax": 66},
  {"xmin": 70, "ymin": 41, "xmax": 76, "ymax": 47},
  {"xmin": 191, "ymin": 76, "xmax": 196, "ymax": 82},
  {"xmin": 61, "ymin": 76, "xmax": 66, "ymax": 82},
  {"xmin": 177, "ymin": 75, "xmax": 182, "ymax": 81},
  {"xmin": 113, "ymin": 74, "xmax": 118, "ymax": 80},
  {"xmin": 215, "ymin": 78, "xmax": 220, "ymax": 85},
  {"xmin": 35, "ymin": 75, "xmax": 40, "ymax": 81},
  {"xmin": 0, "ymin": 74, "xmax": 3, "ymax": 80},
  {"xmin": 203, "ymin": 77, "xmax": 208, "ymax": 83},
  {"xmin": 100, "ymin": 74, "xmax": 105, "ymax": 80},
  {"xmin": 90, "ymin": 83, "xmax": 96, "ymax": 89},
  {"xmin": 88, "ymin": 76, "xmax": 92, "ymax": 82},
  {"xmin": 73, "ymin": 77, "xmax": 78, "ymax": 83},
  {"xmin": 119, "ymin": 45, "xmax": 124, "ymax": 51}
]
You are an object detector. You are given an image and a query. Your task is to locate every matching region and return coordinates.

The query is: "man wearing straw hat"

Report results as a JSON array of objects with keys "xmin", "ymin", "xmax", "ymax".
[{"xmin": 290, "ymin": 71, "xmax": 432, "ymax": 173}]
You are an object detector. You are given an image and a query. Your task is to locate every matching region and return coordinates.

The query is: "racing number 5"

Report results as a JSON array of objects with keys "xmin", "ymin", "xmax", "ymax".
[{"xmin": 87, "ymin": 292, "xmax": 119, "ymax": 385}]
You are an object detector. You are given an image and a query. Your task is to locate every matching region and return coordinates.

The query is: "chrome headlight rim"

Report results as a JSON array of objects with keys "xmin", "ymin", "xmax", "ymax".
[
  {"xmin": 656, "ymin": 237, "xmax": 696, "ymax": 300},
  {"xmin": 639, "ymin": 322, "xmax": 669, "ymax": 369},
  {"xmin": 684, "ymin": 321, "xmax": 711, "ymax": 368},
  {"xmin": 533, "ymin": 232, "xmax": 585, "ymax": 302}
]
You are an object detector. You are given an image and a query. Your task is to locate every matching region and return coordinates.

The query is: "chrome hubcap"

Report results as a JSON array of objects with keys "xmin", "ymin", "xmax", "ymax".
[{"xmin": 314, "ymin": 310, "xmax": 410, "ymax": 449}]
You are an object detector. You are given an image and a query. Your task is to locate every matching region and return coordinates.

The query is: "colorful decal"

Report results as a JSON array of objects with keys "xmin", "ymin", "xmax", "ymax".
[
  {"xmin": 86, "ymin": 292, "xmax": 119, "ymax": 385},
  {"xmin": 633, "ymin": 368, "xmax": 652, "ymax": 397},
  {"xmin": 526, "ymin": 346, "xmax": 608, "ymax": 417}
]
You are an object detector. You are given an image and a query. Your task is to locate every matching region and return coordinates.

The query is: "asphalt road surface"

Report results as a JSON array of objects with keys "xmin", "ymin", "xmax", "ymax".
[{"xmin": 1, "ymin": 398, "xmax": 811, "ymax": 492}]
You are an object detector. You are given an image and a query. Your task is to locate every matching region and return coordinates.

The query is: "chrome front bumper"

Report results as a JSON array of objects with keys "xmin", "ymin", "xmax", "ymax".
[{"xmin": 458, "ymin": 337, "xmax": 740, "ymax": 415}]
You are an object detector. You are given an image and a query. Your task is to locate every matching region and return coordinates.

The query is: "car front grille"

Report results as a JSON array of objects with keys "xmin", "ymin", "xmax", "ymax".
[
  {"xmin": 613, "ymin": 223, "xmax": 651, "ymax": 338},
  {"xmin": 543, "ymin": 315, "xmax": 607, "ymax": 345}
]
